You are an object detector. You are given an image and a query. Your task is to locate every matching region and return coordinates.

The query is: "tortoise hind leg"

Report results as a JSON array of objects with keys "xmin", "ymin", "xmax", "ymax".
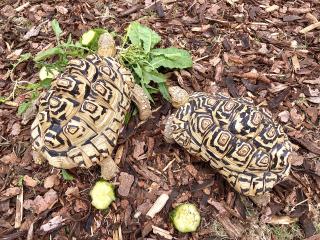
[
  {"xmin": 99, "ymin": 156, "xmax": 119, "ymax": 180},
  {"xmin": 131, "ymin": 84, "xmax": 152, "ymax": 121}
]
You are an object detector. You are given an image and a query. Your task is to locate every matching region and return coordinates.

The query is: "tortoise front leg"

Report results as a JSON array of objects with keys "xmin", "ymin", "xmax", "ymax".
[
  {"xmin": 131, "ymin": 84, "xmax": 152, "ymax": 121},
  {"xmin": 99, "ymin": 156, "xmax": 119, "ymax": 180}
]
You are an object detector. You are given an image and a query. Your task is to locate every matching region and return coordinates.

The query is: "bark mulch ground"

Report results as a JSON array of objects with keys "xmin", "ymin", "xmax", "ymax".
[{"xmin": 0, "ymin": 0, "xmax": 319, "ymax": 239}]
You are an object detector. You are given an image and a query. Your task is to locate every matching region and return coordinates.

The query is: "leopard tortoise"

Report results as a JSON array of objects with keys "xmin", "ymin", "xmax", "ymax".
[
  {"xmin": 164, "ymin": 86, "xmax": 292, "ymax": 196},
  {"xmin": 31, "ymin": 33, "xmax": 151, "ymax": 179}
]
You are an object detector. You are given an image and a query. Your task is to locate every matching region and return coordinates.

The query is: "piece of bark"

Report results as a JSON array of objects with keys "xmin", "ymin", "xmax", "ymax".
[
  {"xmin": 146, "ymin": 193, "xmax": 169, "ymax": 218},
  {"xmin": 268, "ymin": 88, "xmax": 290, "ymax": 109},
  {"xmin": 118, "ymin": 172, "xmax": 134, "ymax": 197},
  {"xmin": 300, "ymin": 213, "xmax": 316, "ymax": 238},
  {"xmin": 293, "ymin": 138, "xmax": 320, "ymax": 155},
  {"xmin": 224, "ymin": 77, "xmax": 239, "ymax": 98},
  {"xmin": 154, "ymin": 1, "xmax": 165, "ymax": 18},
  {"xmin": 15, "ymin": 187, "xmax": 23, "ymax": 228}
]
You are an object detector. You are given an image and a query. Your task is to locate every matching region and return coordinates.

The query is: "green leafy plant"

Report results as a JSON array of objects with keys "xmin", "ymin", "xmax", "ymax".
[
  {"xmin": 119, "ymin": 22, "xmax": 193, "ymax": 101},
  {"xmin": 5, "ymin": 20, "xmax": 193, "ymax": 116},
  {"xmin": 61, "ymin": 169, "xmax": 74, "ymax": 181},
  {"xmin": 3, "ymin": 19, "xmax": 103, "ymax": 114}
]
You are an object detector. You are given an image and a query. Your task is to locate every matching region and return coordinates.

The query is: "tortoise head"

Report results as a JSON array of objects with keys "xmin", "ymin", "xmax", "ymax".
[
  {"xmin": 97, "ymin": 32, "xmax": 116, "ymax": 58},
  {"xmin": 168, "ymin": 86, "xmax": 189, "ymax": 108}
]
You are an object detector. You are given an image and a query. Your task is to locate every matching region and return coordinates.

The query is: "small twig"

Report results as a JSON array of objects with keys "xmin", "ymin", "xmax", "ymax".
[
  {"xmin": 14, "ymin": 187, "xmax": 24, "ymax": 228},
  {"xmin": 193, "ymin": 55, "xmax": 210, "ymax": 62},
  {"xmin": 146, "ymin": 193, "xmax": 170, "ymax": 218},
  {"xmin": 119, "ymin": 4, "xmax": 143, "ymax": 17},
  {"xmin": 162, "ymin": 159, "xmax": 176, "ymax": 172},
  {"xmin": 299, "ymin": 22, "xmax": 320, "ymax": 34}
]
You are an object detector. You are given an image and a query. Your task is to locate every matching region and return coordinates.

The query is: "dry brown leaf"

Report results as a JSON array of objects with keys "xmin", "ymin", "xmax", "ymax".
[
  {"xmin": 0, "ymin": 5, "xmax": 15, "ymax": 18},
  {"xmin": 74, "ymin": 199, "xmax": 88, "ymax": 212},
  {"xmin": 6, "ymin": 49, "xmax": 23, "ymax": 60},
  {"xmin": 305, "ymin": 107, "xmax": 318, "ymax": 123},
  {"xmin": 290, "ymin": 152, "xmax": 304, "ymax": 166},
  {"xmin": 23, "ymin": 175, "xmax": 38, "ymax": 188},
  {"xmin": 0, "ymin": 187, "xmax": 21, "ymax": 201},
  {"xmin": 207, "ymin": 4, "xmax": 220, "ymax": 15},
  {"xmin": 65, "ymin": 186, "xmax": 80, "ymax": 197},
  {"xmin": 278, "ymin": 110, "xmax": 290, "ymax": 123},
  {"xmin": 290, "ymin": 108, "xmax": 305, "ymax": 126},
  {"xmin": 24, "ymin": 189, "xmax": 58, "ymax": 214},
  {"xmin": 43, "ymin": 175, "xmax": 60, "ymax": 189},
  {"xmin": 0, "ymin": 200, "xmax": 10, "ymax": 212},
  {"xmin": 11, "ymin": 122, "xmax": 21, "ymax": 136},
  {"xmin": 22, "ymin": 20, "xmax": 49, "ymax": 41},
  {"xmin": 258, "ymin": 43, "xmax": 269, "ymax": 54},
  {"xmin": 0, "ymin": 152, "xmax": 20, "ymax": 164},
  {"xmin": 269, "ymin": 83, "xmax": 289, "ymax": 93},
  {"xmin": 307, "ymin": 86, "xmax": 319, "ymax": 97},
  {"xmin": 209, "ymin": 57, "xmax": 221, "ymax": 66},
  {"xmin": 55, "ymin": 6, "xmax": 68, "ymax": 14},
  {"xmin": 307, "ymin": 97, "xmax": 320, "ymax": 104}
]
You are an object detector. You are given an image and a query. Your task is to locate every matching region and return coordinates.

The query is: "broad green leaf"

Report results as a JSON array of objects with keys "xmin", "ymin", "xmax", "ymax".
[
  {"xmin": 133, "ymin": 64, "xmax": 143, "ymax": 83},
  {"xmin": 61, "ymin": 169, "xmax": 74, "ymax": 181},
  {"xmin": 18, "ymin": 53, "xmax": 32, "ymax": 62},
  {"xmin": 150, "ymin": 47, "xmax": 193, "ymax": 69},
  {"xmin": 140, "ymin": 82, "xmax": 154, "ymax": 103},
  {"xmin": 127, "ymin": 22, "xmax": 141, "ymax": 47},
  {"xmin": 39, "ymin": 78, "xmax": 53, "ymax": 89},
  {"xmin": 34, "ymin": 47, "xmax": 64, "ymax": 62},
  {"xmin": 51, "ymin": 19, "xmax": 62, "ymax": 38},
  {"xmin": 127, "ymin": 22, "xmax": 161, "ymax": 53},
  {"xmin": 142, "ymin": 68, "xmax": 166, "ymax": 83},
  {"xmin": 158, "ymin": 82, "xmax": 171, "ymax": 101},
  {"xmin": 18, "ymin": 101, "xmax": 32, "ymax": 115},
  {"xmin": 66, "ymin": 34, "xmax": 73, "ymax": 45},
  {"xmin": 25, "ymin": 83, "xmax": 40, "ymax": 90}
]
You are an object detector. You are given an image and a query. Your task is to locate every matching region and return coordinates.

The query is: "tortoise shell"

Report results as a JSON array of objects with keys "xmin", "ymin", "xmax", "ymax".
[
  {"xmin": 169, "ymin": 92, "xmax": 292, "ymax": 196},
  {"xmin": 31, "ymin": 54, "xmax": 134, "ymax": 169}
]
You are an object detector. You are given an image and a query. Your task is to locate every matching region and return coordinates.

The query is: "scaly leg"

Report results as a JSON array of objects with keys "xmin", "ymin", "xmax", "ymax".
[{"xmin": 131, "ymin": 84, "xmax": 152, "ymax": 121}]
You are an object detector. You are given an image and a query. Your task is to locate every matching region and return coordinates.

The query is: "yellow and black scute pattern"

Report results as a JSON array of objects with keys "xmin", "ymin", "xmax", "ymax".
[
  {"xmin": 170, "ymin": 92, "xmax": 292, "ymax": 196},
  {"xmin": 31, "ymin": 54, "xmax": 133, "ymax": 169}
]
